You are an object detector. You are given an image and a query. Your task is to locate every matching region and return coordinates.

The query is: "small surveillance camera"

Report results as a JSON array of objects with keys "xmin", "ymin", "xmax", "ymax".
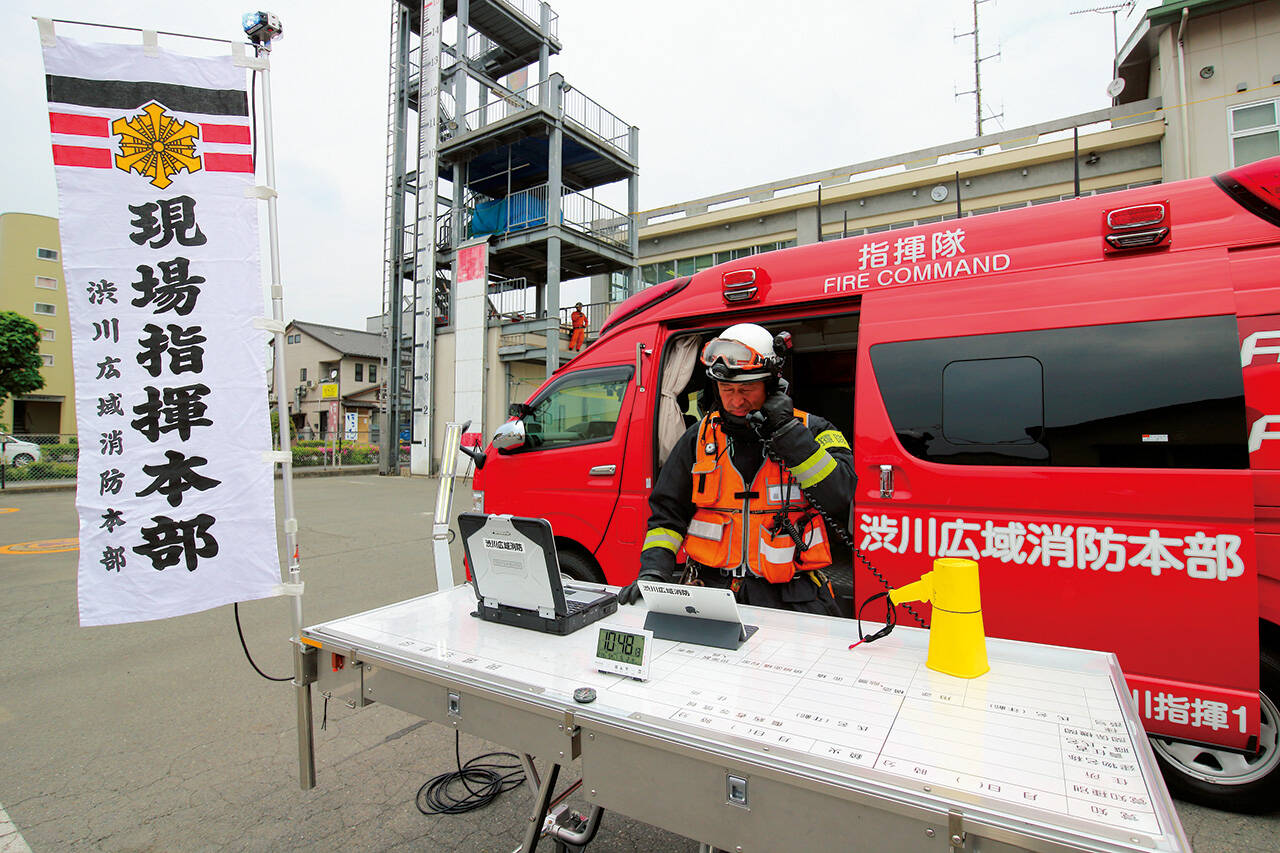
[{"xmin": 242, "ymin": 11, "xmax": 283, "ymax": 46}]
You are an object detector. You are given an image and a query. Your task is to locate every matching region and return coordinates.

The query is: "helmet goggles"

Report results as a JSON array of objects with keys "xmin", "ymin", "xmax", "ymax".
[{"xmin": 700, "ymin": 338, "xmax": 773, "ymax": 373}]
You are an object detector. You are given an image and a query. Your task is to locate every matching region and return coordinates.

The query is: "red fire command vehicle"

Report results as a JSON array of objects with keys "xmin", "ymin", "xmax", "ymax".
[{"xmin": 473, "ymin": 156, "xmax": 1280, "ymax": 811}]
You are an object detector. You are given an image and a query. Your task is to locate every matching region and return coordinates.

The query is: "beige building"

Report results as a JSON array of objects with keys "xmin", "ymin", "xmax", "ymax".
[
  {"xmin": 1118, "ymin": 0, "xmax": 1280, "ymax": 180},
  {"xmin": 273, "ymin": 321, "xmax": 385, "ymax": 444},
  {"xmin": 0, "ymin": 212, "xmax": 74, "ymax": 436}
]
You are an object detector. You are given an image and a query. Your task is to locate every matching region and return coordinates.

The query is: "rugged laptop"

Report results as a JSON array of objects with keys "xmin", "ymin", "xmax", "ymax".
[{"xmin": 459, "ymin": 512, "xmax": 617, "ymax": 635}]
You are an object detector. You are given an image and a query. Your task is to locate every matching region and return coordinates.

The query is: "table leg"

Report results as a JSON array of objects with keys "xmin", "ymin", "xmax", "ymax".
[{"xmin": 519, "ymin": 760, "xmax": 561, "ymax": 853}]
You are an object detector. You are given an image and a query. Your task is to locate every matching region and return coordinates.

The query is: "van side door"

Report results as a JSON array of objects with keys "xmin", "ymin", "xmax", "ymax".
[{"xmin": 854, "ymin": 251, "xmax": 1259, "ymax": 751}]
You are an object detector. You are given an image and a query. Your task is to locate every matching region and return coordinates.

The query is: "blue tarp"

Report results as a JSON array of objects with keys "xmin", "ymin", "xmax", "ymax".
[{"xmin": 470, "ymin": 194, "xmax": 548, "ymax": 236}]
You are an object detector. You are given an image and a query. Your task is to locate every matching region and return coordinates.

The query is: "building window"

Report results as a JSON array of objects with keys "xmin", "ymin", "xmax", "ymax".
[
  {"xmin": 369, "ymin": 364, "xmax": 377, "ymax": 383},
  {"xmin": 355, "ymin": 363, "xmax": 363, "ymax": 382},
  {"xmin": 870, "ymin": 315, "xmax": 1246, "ymax": 469},
  {"xmin": 35, "ymin": 276, "xmax": 57, "ymax": 290},
  {"xmin": 1230, "ymin": 99, "xmax": 1280, "ymax": 166},
  {"xmin": 300, "ymin": 367, "xmax": 307, "ymax": 382},
  {"xmin": 41, "ymin": 353, "xmax": 54, "ymax": 366},
  {"xmin": 36, "ymin": 248, "xmax": 58, "ymax": 261},
  {"xmin": 41, "ymin": 328, "xmax": 55, "ymax": 341},
  {"xmin": 34, "ymin": 302, "xmax": 56, "ymax": 316}
]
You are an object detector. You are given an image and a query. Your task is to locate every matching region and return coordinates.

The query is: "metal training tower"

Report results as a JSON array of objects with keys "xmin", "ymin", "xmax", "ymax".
[{"xmin": 380, "ymin": 0, "xmax": 639, "ymax": 476}]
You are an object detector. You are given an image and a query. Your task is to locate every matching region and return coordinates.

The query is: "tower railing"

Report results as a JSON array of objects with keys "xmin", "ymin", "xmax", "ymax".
[
  {"xmin": 456, "ymin": 79, "xmax": 631, "ymax": 158},
  {"xmin": 454, "ymin": 184, "xmax": 631, "ymax": 251}
]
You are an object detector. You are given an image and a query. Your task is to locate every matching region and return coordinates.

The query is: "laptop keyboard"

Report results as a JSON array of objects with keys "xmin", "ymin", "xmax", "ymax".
[{"xmin": 566, "ymin": 599, "xmax": 589, "ymax": 615}]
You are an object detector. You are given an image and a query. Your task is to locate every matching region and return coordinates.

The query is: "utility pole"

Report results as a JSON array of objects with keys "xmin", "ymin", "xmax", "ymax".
[{"xmin": 955, "ymin": 0, "xmax": 1001, "ymax": 146}]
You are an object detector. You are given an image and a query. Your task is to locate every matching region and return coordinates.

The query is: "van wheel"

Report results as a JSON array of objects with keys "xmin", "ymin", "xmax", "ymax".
[
  {"xmin": 1149, "ymin": 648, "xmax": 1280, "ymax": 813},
  {"xmin": 11, "ymin": 453, "xmax": 34, "ymax": 467},
  {"xmin": 557, "ymin": 549, "xmax": 604, "ymax": 584}
]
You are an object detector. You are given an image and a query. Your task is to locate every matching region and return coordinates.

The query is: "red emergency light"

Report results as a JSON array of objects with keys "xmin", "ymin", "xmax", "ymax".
[
  {"xmin": 1103, "ymin": 201, "xmax": 1171, "ymax": 252},
  {"xmin": 1214, "ymin": 155, "xmax": 1280, "ymax": 227},
  {"xmin": 722, "ymin": 268, "xmax": 760, "ymax": 304}
]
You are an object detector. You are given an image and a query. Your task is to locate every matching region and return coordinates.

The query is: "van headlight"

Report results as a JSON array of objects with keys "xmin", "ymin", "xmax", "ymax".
[{"xmin": 472, "ymin": 491, "xmax": 484, "ymax": 512}]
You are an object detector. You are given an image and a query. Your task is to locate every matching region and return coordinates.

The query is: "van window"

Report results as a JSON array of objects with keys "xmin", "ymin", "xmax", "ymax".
[
  {"xmin": 870, "ymin": 316, "xmax": 1247, "ymax": 468},
  {"xmin": 523, "ymin": 365, "xmax": 633, "ymax": 450}
]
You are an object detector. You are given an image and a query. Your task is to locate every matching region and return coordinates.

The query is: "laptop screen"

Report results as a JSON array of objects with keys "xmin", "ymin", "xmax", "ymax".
[{"xmin": 459, "ymin": 513, "xmax": 566, "ymax": 615}]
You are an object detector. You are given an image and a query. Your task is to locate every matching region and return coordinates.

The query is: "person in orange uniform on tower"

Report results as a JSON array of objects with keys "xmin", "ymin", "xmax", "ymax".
[
  {"xmin": 619, "ymin": 323, "xmax": 855, "ymax": 615},
  {"xmin": 570, "ymin": 302, "xmax": 588, "ymax": 351}
]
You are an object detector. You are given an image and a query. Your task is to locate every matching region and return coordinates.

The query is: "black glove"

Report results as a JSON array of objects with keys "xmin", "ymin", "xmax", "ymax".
[
  {"xmin": 752, "ymin": 391, "xmax": 799, "ymax": 438},
  {"xmin": 618, "ymin": 570, "xmax": 668, "ymax": 605}
]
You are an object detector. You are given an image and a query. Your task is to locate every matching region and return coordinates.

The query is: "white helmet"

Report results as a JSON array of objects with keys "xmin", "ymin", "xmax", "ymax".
[{"xmin": 701, "ymin": 323, "xmax": 783, "ymax": 382}]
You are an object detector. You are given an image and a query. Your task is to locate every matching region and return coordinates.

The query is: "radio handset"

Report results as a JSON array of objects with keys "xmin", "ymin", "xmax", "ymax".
[{"xmin": 748, "ymin": 411, "xmax": 929, "ymax": 631}]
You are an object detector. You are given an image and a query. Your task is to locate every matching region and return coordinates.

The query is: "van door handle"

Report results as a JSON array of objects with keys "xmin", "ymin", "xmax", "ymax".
[
  {"xmin": 589, "ymin": 465, "xmax": 617, "ymax": 476},
  {"xmin": 879, "ymin": 465, "xmax": 895, "ymax": 499}
]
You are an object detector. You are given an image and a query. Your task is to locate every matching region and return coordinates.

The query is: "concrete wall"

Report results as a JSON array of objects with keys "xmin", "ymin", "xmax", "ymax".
[
  {"xmin": 639, "ymin": 121, "xmax": 1165, "ymax": 266},
  {"xmin": 1156, "ymin": 1, "xmax": 1280, "ymax": 180},
  {"xmin": 0, "ymin": 213, "xmax": 74, "ymax": 435}
]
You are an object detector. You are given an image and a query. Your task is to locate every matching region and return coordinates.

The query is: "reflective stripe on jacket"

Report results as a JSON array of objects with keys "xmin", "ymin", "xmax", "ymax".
[{"xmin": 683, "ymin": 409, "xmax": 833, "ymax": 583}]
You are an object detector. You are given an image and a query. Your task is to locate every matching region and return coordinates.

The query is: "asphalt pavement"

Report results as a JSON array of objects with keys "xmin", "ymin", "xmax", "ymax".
[{"xmin": 0, "ymin": 475, "xmax": 1277, "ymax": 852}]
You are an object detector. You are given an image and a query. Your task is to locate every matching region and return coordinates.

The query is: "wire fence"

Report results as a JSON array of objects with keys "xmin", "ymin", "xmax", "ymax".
[
  {"xmin": 0, "ymin": 432, "xmax": 385, "ymax": 488},
  {"xmin": 0, "ymin": 433, "xmax": 78, "ymax": 487}
]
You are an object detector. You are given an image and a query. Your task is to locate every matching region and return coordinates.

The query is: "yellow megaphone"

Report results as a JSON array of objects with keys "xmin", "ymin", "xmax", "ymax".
[{"xmin": 890, "ymin": 557, "xmax": 989, "ymax": 679}]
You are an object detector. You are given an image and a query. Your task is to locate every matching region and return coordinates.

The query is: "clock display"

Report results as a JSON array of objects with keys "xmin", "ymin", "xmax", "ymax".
[{"xmin": 597, "ymin": 627, "xmax": 645, "ymax": 666}]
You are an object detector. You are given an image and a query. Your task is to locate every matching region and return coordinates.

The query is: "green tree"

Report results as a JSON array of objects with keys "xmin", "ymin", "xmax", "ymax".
[
  {"xmin": 0, "ymin": 311, "xmax": 45, "ymax": 426},
  {"xmin": 270, "ymin": 406, "xmax": 297, "ymax": 447}
]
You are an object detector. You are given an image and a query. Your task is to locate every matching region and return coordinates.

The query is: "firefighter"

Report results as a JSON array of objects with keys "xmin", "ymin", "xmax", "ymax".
[
  {"xmin": 619, "ymin": 323, "xmax": 855, "ymax": 615},
  {"xmin": 569, "ymin": 302, "xmax": 588, "ymax": 351}
]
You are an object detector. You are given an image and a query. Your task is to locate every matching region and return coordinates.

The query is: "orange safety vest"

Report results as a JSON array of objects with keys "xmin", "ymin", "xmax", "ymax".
[
  {"xmin": 684, "ymin": 410, "xmax": 833, "ymax": 583},
  {"xmin": 572, "ymin": 310, "xmax": 587, "ymax": 330}
]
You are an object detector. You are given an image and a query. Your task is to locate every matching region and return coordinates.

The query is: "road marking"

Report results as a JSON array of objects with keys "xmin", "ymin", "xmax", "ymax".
[
  {"xmin": 0, "ymin": 508, "xmax": 18, "ymax": 515},
  {"xmin": 0, "ymin": 538, "xmax": 79, "ymax": 554},
  {"xmin": 0, "ymin": 802, "xmax": 33, "ymax": 853}
]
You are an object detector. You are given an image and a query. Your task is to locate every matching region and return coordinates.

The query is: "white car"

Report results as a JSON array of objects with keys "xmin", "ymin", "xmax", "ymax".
[{"xmin": 0, "ymin": 434, "xmax": 41, "ymax": 467}]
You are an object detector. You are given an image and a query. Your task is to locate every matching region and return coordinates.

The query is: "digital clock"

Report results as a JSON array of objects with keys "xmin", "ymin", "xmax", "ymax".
[{"xmin": 594, "ymin": 625, "xmax": 652, "ymax": 681}]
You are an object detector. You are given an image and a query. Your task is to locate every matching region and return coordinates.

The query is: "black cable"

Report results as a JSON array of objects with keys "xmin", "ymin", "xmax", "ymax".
[
  {"xmin": 748, "ymin": 414, "xmax": 930, "ymax": 629},
  {"xmin": 233, "ymin": 602, "xmax": 292, "ymax": 682},
  {"xmin": 416, "ymin": 730, "xmax": 526, "ymax": 815}
]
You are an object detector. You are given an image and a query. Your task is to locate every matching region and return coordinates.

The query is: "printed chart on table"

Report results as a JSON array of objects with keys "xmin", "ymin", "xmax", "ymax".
[
  {"xmin": 607, "ymin": 636, "xmax": 1160, "ymax": 836},
  {"xmin": 312, "ymin": 591, "xmax": 1167, "ymax": 844}
]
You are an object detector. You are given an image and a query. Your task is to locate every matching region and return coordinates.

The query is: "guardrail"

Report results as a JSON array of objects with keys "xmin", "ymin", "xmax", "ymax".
[
  {"xmin": 458, "ymin": 184, "xmax": 631, "ymax": 250},
  {"xmin": 559, "ymin": 300, "xmax": 613, "ymax": 340},
  {"xmin": 455, "ymin": 78, "xmax": 632, "ymax": 159}
]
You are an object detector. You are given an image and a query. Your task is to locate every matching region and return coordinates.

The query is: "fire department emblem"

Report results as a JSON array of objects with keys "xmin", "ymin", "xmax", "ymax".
[{"xmin": 111, "ymin": 102, "xmax": 202, "ymax": 189}]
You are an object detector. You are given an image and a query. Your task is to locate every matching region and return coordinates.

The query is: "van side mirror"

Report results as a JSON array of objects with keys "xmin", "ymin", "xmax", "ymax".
[{"xmin": 492, "ymin": 419, "xmax": 526, "ymax": 452}]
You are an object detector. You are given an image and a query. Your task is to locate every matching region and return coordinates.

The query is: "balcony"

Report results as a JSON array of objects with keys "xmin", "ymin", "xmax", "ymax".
[{"xmin": 455, "ymin": 184, "xmax": 632, "ymax": 252}]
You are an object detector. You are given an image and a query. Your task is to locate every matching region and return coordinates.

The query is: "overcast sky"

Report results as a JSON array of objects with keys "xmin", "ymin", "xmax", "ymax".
[{"xmin": 1, "ymin": 0, "xmax": 1158, "ymax": 326}]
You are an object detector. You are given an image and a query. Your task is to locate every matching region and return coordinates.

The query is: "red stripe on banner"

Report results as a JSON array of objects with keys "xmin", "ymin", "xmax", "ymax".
[
  {"xmin": 204, "ymin": 153, "xmax": 254, "ymax": 173},
  {"xmin": 51, "ymin": 145, "xmax": 112, "ymax": 168},
  {"xmin": 49, "ymin": 111, "xmax": 109, "ymax": 137},
  {"xmin": 201, "ymin": 123, "xmax": 251, "ymax": 144}
]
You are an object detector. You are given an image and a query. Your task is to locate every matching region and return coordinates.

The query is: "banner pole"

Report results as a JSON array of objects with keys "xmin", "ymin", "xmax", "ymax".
[{"xmin": 255, "ymin": 42, "xmax": 315, "ymax": 790}]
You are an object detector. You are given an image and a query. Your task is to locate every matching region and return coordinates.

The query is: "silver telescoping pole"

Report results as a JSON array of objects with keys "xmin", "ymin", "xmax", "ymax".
[
  {"xmin": 432, "ymin": 422, "xmax": 467, "ymax": 593},
  {"xmin": 253, "ymin": 34, "xmax": 315, "ymax": 790}
]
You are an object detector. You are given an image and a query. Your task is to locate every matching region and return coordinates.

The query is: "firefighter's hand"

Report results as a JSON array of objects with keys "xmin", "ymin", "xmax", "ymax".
[
  {"xmin": 618, "ymin": 571, "xmax": 667, "ymax": 605},
  {"xmin": 755, "ymin": 392, "xmax": 798, "ymax": 437}
]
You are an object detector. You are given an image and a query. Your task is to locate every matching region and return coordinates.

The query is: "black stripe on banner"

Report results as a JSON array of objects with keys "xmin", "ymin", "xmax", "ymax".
[{"xmin": 45, "ymin": 75, "xmax": 248, "ymax": 117}]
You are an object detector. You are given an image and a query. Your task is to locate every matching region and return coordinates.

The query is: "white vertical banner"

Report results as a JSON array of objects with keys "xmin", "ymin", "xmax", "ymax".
[
  {"xmin": 41, "ymin": 33, "xmax": 279, "ymax": 626},
  {"xmin": 453, "ymin": 239, "xmax": 488, "ymax": 440}
]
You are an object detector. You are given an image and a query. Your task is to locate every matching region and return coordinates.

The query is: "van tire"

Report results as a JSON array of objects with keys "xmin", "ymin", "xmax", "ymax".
[
  {"xmin": 1149, "ymin": 648, "xmax": 1280, "ymax": 813},
  {"xmin": 557, "ymin": 549, "xmax": 605, "ymax": 584}
]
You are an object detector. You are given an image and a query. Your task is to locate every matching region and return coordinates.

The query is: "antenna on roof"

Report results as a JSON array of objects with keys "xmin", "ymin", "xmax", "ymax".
[{"xmin": 1070, "ymin": 1, "xmax": 1137, "ymax": 88}]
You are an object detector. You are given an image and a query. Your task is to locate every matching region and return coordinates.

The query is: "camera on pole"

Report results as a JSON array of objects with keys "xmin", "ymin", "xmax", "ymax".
[{"xmin": 242, "ymin": 11, "xmax": 283, "ymax": 47}]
